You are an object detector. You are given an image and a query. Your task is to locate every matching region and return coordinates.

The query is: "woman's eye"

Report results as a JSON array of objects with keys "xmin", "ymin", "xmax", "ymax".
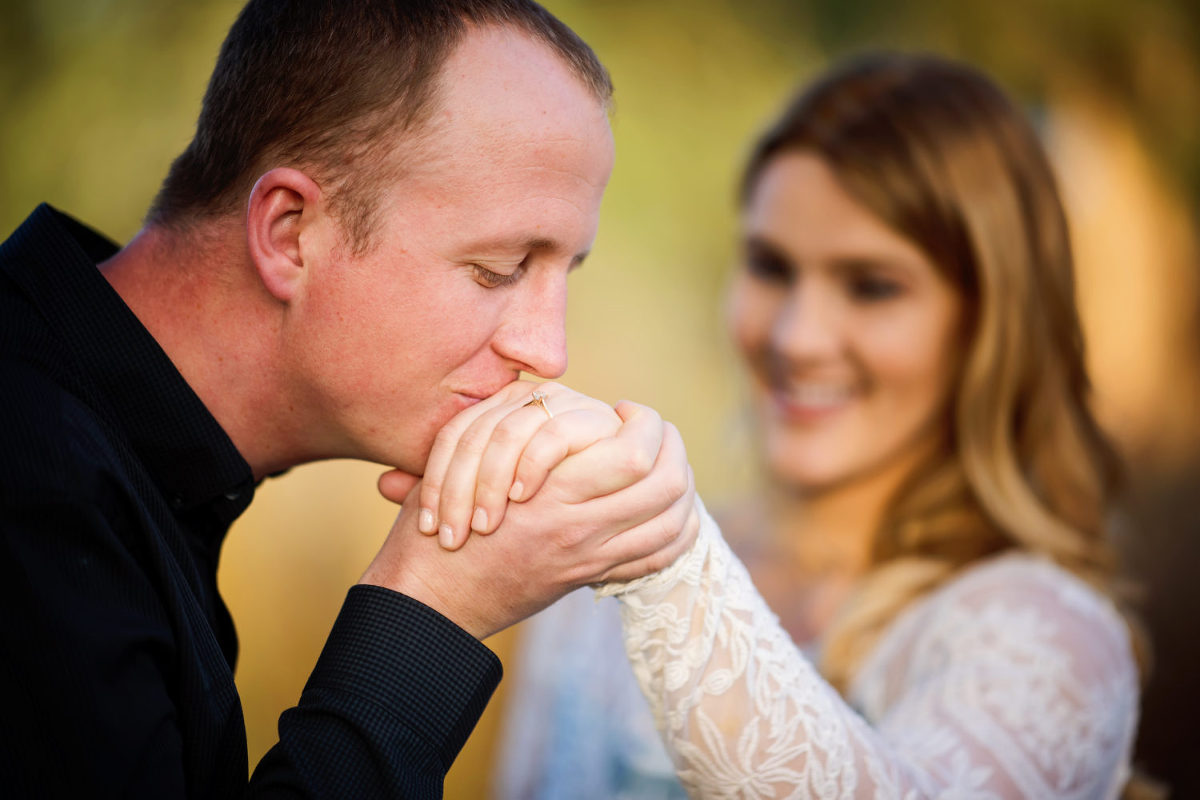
[
  {"xmin": 472, "ymin": 264, "xmax": 520, "ymax": 288},
  {"xmin": 849, "ymin": 274, "xmax": 902, "ymax": 301},
  {"xmin": 744, "ymin": 251, "xmax": 792, "ymax": 284}
]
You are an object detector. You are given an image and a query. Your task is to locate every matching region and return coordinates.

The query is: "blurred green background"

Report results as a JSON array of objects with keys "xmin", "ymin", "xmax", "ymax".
[{"xmin": 4, "ymin": 0, "xmax": 1199, "ymax": 796}]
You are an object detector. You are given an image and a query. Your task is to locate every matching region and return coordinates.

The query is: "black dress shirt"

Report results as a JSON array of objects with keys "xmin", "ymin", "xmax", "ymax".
[{"xmin": 0, "ymin": 205, "xmax": 502, "ymax": 798}]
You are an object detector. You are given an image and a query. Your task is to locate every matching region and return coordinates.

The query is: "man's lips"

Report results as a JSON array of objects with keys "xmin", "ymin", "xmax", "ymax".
[
  {"xmin": 456, "ymin": 377, "xmax": 524, "ymax": 404},
  {"xmin": 450, "ymin": 393, "xmax": 486, "ymax": 412},
  {"xmin": 451, "ymin": 386, "xmax": 506, "ymax": 410}
]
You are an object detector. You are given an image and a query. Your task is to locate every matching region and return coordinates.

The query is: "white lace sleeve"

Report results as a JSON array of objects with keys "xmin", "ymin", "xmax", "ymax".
[{"xmin": 596, "ymin": 500, "xmax": 1139, "ymax": 799}]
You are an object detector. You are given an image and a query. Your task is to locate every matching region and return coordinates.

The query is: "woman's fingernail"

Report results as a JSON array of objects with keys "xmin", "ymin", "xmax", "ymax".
[
  {"xmin": 419, "ymin": 508, "xmax": 435, "ymax": 534},
  {"xmin": 509, "ymin": 480, "xmax": 524, "ymax": 502},
  {"xmin": 471, "ymin": 506, "xmax": 488, "ymax": 531},
  {"xmin": 439, "ymin": 523, "xmax": 454, "ymax": 549}
]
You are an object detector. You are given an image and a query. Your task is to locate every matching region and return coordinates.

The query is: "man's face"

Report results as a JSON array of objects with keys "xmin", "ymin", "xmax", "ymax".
[{"xmin": 287, "ymin": 26, "xmax": 614, "ymax": 474}]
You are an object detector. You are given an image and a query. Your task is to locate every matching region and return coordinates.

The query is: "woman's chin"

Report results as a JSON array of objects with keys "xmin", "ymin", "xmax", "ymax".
[{"xmin": 765, "ymin": 453, "xmax": 847, "ymax": 495}]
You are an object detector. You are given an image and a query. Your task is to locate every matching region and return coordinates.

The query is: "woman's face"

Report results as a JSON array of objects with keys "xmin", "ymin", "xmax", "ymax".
[{"xmin": 728, "ymin": 152, "xmax": 964, "ymax": 496}]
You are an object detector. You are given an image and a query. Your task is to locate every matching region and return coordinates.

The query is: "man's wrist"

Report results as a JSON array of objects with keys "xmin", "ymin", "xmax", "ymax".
[{"xmin": 357, "ymin": 567, "xmax": 492, "ymax": 641}]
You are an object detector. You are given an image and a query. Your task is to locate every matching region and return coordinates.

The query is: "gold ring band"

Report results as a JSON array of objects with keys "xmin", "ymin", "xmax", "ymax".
[{"xmin": 523, "ymin": 390, "xmax": 553, "ymax": 420}]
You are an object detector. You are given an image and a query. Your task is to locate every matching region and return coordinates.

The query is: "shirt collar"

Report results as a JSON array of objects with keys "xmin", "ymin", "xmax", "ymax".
[{"xmin": 0, "ymin": 204, "xmax": 254, "ymax": 524}]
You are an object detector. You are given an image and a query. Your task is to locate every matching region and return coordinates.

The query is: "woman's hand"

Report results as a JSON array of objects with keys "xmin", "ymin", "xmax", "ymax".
[
  {"xmin": 421, "ymin": 381, "xmax": 627, "ymax": 549},
  {"xmin": 361, "ymin": 384, "xmax": 700, "ymax": 638}
]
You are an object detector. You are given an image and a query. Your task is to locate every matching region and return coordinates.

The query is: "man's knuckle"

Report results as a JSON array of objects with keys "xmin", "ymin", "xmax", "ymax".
[
  {"xmin": 664, "ymin": 468, "xmax": 690, "ymax": 501},
  {"xmin": 646, "ymin": 551, "xmax": 670, "ymax": 574},
  {"xmin": 621, "ymin": 445, "xmax": 655, "ymax": 478},
  {"xmin": 658, "ymin": 517, "xmax": 680, "ymax": 548}
]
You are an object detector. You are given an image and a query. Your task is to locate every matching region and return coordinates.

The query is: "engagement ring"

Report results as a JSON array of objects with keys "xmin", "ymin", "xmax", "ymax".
[{"xmin": 524, "ymin": 390, "xmax": 553, "ymax": 420}]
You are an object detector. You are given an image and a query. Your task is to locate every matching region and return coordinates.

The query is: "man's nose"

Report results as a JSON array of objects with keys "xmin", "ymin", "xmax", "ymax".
[{"xmin": 494, "ymin": 276, "xmax": 569, "ymax": 378}]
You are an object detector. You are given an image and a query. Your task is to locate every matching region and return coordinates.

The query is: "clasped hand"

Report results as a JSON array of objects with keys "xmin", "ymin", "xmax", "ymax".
[{"xmin": 361, "ymin": 381, "xmax": 699, "ymax": 639}]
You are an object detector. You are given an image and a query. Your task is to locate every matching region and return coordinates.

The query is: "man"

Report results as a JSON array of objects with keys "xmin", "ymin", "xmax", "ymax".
[{"xmin": 0, "ymin": 1, "xmax": 695, "ymax": 796}]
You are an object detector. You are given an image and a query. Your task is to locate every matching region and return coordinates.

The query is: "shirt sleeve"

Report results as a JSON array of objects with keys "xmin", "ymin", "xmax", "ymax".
[
  {"xmin": 252, "ymin": 585, "xmax": 502, "ymax": 798},
  {"xmin": 597, "ymin": 499, "xmax": 1139, "ymax": 799}
]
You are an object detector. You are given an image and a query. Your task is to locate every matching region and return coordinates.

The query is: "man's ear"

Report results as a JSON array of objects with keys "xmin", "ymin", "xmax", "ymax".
[{"xmin": 246, "ymin": 167, "xmax": 323, "ymax": 302}]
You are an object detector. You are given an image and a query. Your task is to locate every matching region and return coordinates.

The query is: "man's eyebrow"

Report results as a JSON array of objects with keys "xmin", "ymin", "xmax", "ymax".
[
  {"xmin": 525, "ymin": 237, "xmax": 591, "ymax": 269},
  {"xmin": 468, "ymin": 236, "xmax": 590, "ymax": 268}
]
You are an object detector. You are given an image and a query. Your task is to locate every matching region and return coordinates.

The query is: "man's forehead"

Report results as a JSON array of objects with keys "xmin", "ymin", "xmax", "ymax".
[
  {"xmin": 362, "ymin": 25, "xmax": 613, "ymax": 261},
  {"xmin": 429, "ymin": 25, "xmax": 609, "ymax": 139},
  {"xmin": 387, "ymin": 26, "xmax": 614, "ymax": 204}
]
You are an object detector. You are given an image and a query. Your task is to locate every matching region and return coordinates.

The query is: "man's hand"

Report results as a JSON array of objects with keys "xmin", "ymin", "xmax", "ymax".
[{"xmin": 360, "ymin": 383, "xmax": 700, "ymax": 638}]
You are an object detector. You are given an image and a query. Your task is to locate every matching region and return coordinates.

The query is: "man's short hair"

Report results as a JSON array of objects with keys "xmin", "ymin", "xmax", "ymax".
[{"xmin": 147, "ymin": 0, "xmax": 612, "ymax": 251}]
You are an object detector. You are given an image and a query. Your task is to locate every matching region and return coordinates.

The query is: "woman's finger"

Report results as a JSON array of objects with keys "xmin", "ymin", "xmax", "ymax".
[
  {"xmin": 417, "ymin": 380, "xmax": 532, "ymax": 535},
  {"xmin": 472, "ymin": 407, "xmax": 621, "ymax": 535},
  {"xmin": 438, "ymin": 383, "xmax": 614, "ymax": 545},
  {"xmin": 437, "ymin": 397, "xmax": 558, "ymax": 548}
]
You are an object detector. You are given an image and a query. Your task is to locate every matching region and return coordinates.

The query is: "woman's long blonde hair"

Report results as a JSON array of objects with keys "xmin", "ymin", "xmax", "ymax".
[{"xmin": 741, "ymin": 53, "xmax": 1137, "ymax": 692}]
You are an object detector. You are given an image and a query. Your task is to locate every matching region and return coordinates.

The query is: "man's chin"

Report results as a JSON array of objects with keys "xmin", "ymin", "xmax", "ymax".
[
  {"xmin": 366, "ymin": 392, "xmax": 492, "ymax": 476},
  {"xmin": 358, "ymin": 435, "xmax": 428, "ymax": 480}
]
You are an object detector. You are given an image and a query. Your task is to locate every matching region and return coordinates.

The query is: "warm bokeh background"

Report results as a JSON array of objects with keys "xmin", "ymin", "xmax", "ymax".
[{"xmin": 4, "ymin": 0, "xmax": 1198, "ymax": 795}]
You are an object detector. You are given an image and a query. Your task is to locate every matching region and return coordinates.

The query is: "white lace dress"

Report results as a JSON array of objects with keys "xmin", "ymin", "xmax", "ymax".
[{"xmin": 596, "ymin": 500, "xmax": 1139, "ymax": 799}]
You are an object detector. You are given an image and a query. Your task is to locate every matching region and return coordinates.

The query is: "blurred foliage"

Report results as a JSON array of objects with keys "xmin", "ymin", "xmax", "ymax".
[
  {"xmin": 2, "ymin": 0, "xmax": 1197, "ymax": 796},
  {"xmin": 4, "ymin": 0, "xmax": 1197, "ymax": 232},
  {"xmin": 0, "ymin": 0, "xmax": 246, "ymax": 238},
  {"xmin": 795, "ymin": 0, "xmax": 1200, "ymax": 212}
]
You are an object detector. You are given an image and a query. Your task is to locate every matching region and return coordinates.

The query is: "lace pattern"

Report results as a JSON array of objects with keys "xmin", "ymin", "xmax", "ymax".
[{"xmin": 597, "ymin": 500, "xmax": 1138, "ymax": 799}]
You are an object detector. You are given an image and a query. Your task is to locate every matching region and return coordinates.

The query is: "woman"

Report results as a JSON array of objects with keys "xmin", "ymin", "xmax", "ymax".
[
  {"xmin": 614, "ymin": 51, "xmax": 1143, "ymax": 797},
  {"xmin": 427, "ymin": 52, "xmax": 1143, "ymax": 798}
]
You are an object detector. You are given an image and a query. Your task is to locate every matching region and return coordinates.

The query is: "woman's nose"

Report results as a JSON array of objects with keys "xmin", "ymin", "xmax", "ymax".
[{"xmin": 772, "ymin": 283, "xmax": 840, "ymax": 362}]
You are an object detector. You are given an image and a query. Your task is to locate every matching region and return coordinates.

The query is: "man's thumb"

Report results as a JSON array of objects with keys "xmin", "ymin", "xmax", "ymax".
[{"xmin": 377, "ymin": 469, "xmax": 420, "ymax": 504}]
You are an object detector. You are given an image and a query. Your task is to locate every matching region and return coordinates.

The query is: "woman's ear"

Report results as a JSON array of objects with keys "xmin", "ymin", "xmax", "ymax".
[{"xmin": 246, "ymin": 167, "xmax": 323, "ymax": 302}]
